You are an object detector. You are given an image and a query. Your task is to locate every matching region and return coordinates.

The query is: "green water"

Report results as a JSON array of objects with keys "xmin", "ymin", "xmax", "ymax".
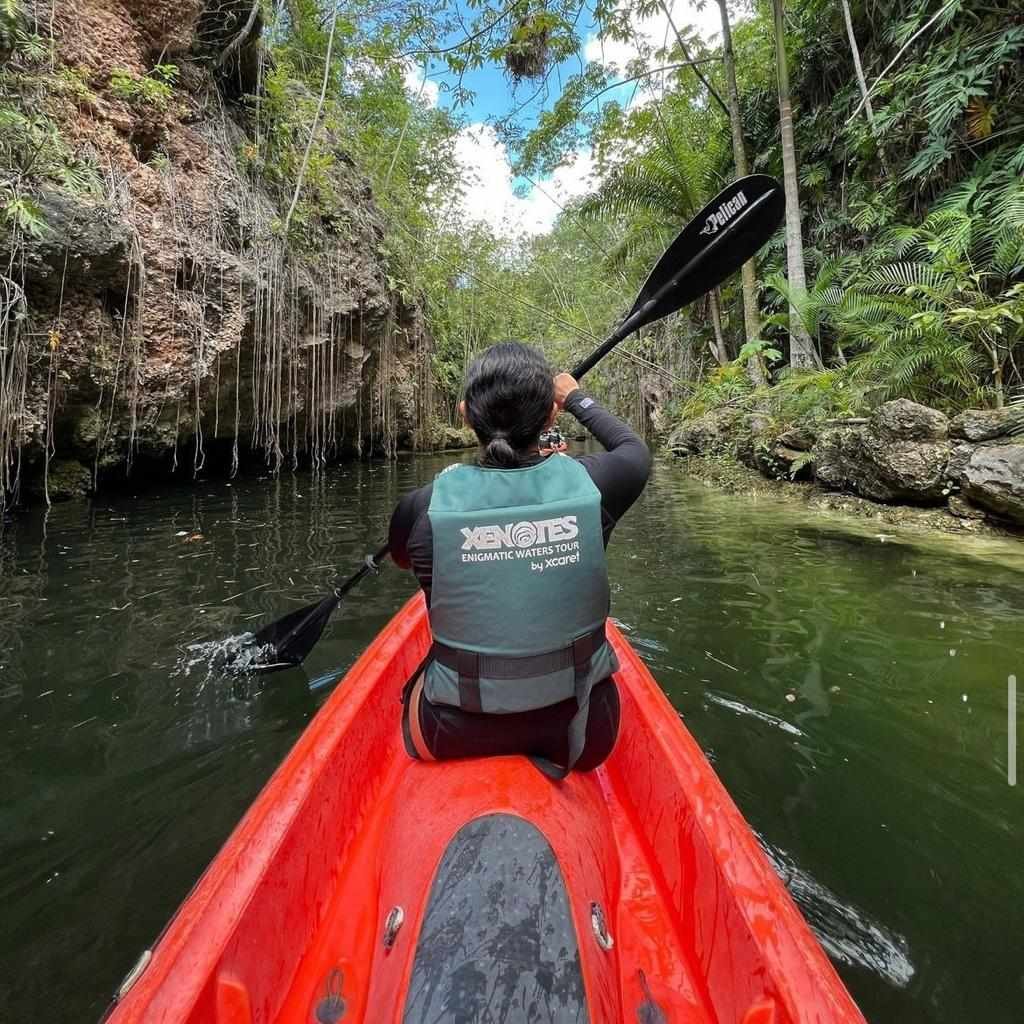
[{"xmin": 1, "ymin": 453, "xmax": 1021, "ymax": 1021}]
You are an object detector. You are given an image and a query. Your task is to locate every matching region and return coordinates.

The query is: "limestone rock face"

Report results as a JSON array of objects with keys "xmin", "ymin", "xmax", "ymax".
[
  {"xmin": 813, "ymin": 421, "xmax": 950, "ymax": 504},
  {"xmin": 946, "ymin": 442, "xmax": 976, "ymax": 484},
  {"xmin": 948, "ymin": 495, "xmax": 986, "ymax": 521},
  {"xmin": 18, "ymin": 192, "xmax": 132, "ymax": 296},
  {"xmin": 1, "ymin": 0, "xmax": 433, "ymax": 504},
  {"xmin": 960, "ymin": 444, "xmax": 1024, "ymax": 525},
  {"xmin": 864, "ymin": 438, "xmax": 951, "ymax": 502},
  {"xmin": 27, "ymin": 460, "xmax": 93, "ymax": 501},
  {"xmin": 667, "ymin": 408, "xmax": 742, "ymax": 456},
  {"xmin": 669, "ymin": 394, "xmax": 1024, "ymax": 525},
  {"xmin": 870, "ymin": 399, "xmax": 949, "ymax": 441},
  {"xmin": 813, "ymin": 427, "xmax": 866, "ymax": 493},
  {"xmin": 754, "ymin": 443, "xmax": 813, "ymax": 481},
  {"xmin": 950, "ymin": 407, "xmax": 1024, "ymax": 442},
  {"xmin": 777, "ymin": 424, "xmax": 816, "ymax": 452}
]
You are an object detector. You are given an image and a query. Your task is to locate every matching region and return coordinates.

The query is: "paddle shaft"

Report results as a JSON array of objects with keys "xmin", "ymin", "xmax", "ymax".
[{"xmin": 338, "ymin": 543, "xmax": 392, "ymax": 595}]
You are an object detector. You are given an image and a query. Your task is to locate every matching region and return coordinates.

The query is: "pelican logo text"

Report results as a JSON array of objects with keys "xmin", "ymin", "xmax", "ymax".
[
  {"xmin": 699, "ymin": 190, "xmax": 749, "ymax": 236},
  {"xmin": 461, "ymin": 516, "xmax": 579, "ymax": 551}
]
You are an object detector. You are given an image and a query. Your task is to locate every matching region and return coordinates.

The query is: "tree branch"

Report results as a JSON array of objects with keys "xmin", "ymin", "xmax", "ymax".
[
  {"xmin": 217, "ymin": 1, "xmax": 262, "ymax": 69},
  {"xmin": 580, "ymin": 59, "xmax": 720, "ymax": 111},
  {"xmin": 398, "ymin": 0, "xmax": 520, "ymax": 59},
  {"xmin": 655, "ymin": 0, "xmax": 729, "ymax": 118},
  {"xmin": 845, "ymin": 0, "xmax": 959, "ymax": 125}
]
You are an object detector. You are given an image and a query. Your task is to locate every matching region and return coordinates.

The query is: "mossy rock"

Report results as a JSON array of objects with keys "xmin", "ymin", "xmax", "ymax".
[
  {"xmin": 42, "ymin": 460, "xmax": 93, "ymax": 501},
  {"xmin": 413, "ymin": 421, "xmax": 477, "ymax": 452}
]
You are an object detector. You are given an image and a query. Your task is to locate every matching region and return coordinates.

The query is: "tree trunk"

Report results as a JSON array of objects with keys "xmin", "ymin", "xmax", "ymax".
[
  {"xmin": 717, "ymin": 0, "xmax": 765, "ymax": 387},
  {"xmin": 771, "ymin": 0, "xmax": 819, "ymax": 370},
  {"xmin": 990, "ymin": 342, "xmax": 1005, "ymax": 408},
  {"xmin": 708, "ymin": 289, "xmax": 729, "ymax": 366},
  {"xmin": 839, "ymin": 0, "xmax": 890, "ymax": 176}
]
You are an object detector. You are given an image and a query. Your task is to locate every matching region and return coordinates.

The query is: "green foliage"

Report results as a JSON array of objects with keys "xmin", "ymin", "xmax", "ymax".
[
  {"xmin": 108, "ymin": 65, "xmax": 178, "ymax": 109},
  {"xmin": 1, "ymin": 190, "xmax": 46, "ymax": 237},
  {"xmin": 0, "ymin": 88, "xmax": 99, "ymax": 247},
  {"xmin": 682, "ymin": 365, "xmax": 754, "ymax": 418},
  {"xmin": 1, "ymin": 1, "xmax": 50, "ymax": 64},
  {"xmin": 4, "ymin": 0, "xmax": 1018, "ymax": 439},
  {"xmin": 229, "ymin": 0, "xmax": 1024, "ymax": 431},
  {"xmin": 55, "ymin": 66, "xmax": 98, "ymax": 105},
  {"xmin": 738, "ymin": 339, "xmax": 783, "ymax": 365},
  {"xmin": 889, "ymin": 24, "xmax": 1024, "ymax": 184},
  {"xmin": 768, "ymin": 368, "xmax": 869, "ymax": 423}
]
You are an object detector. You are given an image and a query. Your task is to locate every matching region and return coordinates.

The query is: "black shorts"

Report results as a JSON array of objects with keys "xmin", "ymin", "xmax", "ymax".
[{"xmin": 402, "ymin": 678, "xmax": 620, "ymax": 772}]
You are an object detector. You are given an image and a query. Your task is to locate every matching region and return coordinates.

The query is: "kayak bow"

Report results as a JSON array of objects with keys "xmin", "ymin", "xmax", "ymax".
[{"xmin": 105, "ymin": 596, "xmax": 865, "ymax": 1024}]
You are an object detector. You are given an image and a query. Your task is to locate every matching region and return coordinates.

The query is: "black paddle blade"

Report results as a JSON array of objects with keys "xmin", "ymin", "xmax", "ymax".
[
  {"xmin": 240, "ymin": 592, "xmax": 341, "ymax": 673},
  {"xmin": 571, "ymin": 175, "xmax": 784, "ymax": 380},
  {"xmin": 628, "ymin": 174, "xmax": 784, "ymax": 328}
]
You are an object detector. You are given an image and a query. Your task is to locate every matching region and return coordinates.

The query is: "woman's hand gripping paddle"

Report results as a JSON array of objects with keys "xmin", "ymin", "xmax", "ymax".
[{"xmin": 229, "ymin": 175, "xmax": 785, "ymax": 673}]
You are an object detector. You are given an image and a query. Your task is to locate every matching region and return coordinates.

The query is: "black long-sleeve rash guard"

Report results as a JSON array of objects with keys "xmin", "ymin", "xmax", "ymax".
[{"xmin": 388, "ymin": 390, "xmax": 652, "ymax": 605}]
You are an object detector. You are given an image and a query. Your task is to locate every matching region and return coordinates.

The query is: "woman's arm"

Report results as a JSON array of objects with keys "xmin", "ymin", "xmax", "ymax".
[
  {"xmin": 388, "ymin": 483, "xmax": 433, "ymax": 570},
  {"xmin": 556, "ymin": 376, "xmax": 652, "ymax": 524}
]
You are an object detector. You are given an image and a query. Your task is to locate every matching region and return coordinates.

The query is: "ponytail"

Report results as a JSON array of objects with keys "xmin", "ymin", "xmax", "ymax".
[{"xmin": 484, "ymin": 433, "xmax": 518, "ymax": 467}]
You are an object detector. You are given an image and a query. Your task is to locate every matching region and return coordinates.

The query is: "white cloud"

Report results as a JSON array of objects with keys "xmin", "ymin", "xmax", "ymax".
[
  {"xmin": 449, "ymin": 124, "xmax": 597, "ymax": 238},
  {"xmin": 584, "ymin": 0, "xmax": 724, "ymax": 102},
  {"xmin": 403, "ymin": 62, "xmax": 440, "ymax": 107}
]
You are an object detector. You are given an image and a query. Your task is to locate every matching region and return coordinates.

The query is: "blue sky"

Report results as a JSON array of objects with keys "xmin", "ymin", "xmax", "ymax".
[{"xmin": 403, "ymin": 0, "xmax": 721, "ymax": 236}]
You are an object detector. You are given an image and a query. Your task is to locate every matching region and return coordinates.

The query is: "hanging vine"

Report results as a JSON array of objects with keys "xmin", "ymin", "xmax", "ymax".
[{"xmin": 0, "ymin": 273, "xmax": 28, "ymax": 509}]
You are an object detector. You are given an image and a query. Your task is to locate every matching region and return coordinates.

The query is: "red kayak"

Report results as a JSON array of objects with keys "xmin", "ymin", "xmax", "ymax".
[{"xmin": 105, "ymin": 596, "xmax": 865, "ymax": 1023}]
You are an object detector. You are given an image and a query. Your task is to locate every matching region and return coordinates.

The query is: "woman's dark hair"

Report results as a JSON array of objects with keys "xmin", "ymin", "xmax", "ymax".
[{"xmin": 463, "ymin": 342, "xmax": 555, "ymax": 468}]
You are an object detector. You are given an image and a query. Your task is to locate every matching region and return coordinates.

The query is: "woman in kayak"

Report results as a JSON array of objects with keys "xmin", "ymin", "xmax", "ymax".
[{"xmin": 389, "ymin": 341, "xmax": 651, "ymax": 775}]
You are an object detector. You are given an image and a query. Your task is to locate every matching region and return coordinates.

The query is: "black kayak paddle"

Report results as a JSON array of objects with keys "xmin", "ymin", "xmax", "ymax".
[{"xmin": 229, "ymin": 174, "xmax": 784, "ymax": 673}]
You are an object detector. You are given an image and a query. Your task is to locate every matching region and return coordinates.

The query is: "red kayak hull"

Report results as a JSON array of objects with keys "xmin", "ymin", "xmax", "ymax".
[{"xmin": 106, "ymin": 595, "xmax": 864, "ymax": 1023}]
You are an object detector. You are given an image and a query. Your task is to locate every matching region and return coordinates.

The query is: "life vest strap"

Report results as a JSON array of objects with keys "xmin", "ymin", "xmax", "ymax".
[
  {"xmin": 456, "ymin": 650, "xmax": 483, "ymax": 712},
  {"xmin": 430, "ymin": 625, "xmax": 607, "ymax": 684}
]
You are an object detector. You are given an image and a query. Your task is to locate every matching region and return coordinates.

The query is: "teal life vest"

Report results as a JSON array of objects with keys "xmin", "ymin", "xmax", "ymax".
[{"xmin": 424, "ymin": 455, "xmax": 618, "ymax": 772}]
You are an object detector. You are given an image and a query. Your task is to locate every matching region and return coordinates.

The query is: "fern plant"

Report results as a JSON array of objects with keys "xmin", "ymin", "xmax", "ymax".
[
  {"xmin": 834, "ymin": 165, "xmax": 1024, "ymax": 408},
  {"xmin": 756, "ymin": 160, "xmax": 1024, "ymax": 411},
  {"xmin": 765, "ymin": 257, "xmax": 857, "ymax": 364}
]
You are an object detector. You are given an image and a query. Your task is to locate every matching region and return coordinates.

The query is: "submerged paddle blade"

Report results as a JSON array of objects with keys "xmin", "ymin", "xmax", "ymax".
[
  {"xmin": 240, "ymin": 592, "xmax": 341, "ymax": 673},
  {"xmin": 223, "ymin": 547, "xmax": 389, "ymax": 675}
]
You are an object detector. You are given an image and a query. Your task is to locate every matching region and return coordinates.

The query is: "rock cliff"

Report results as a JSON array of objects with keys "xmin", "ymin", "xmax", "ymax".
[{"xmin": 1, "ymin": 0, "xmax": 434, "ymax": 505}]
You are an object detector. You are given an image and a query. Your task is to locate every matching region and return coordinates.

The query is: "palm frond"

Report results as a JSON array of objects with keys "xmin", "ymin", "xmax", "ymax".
[{"xmin": 864, "ymin": 262, "xmax": 948, "ymax": 293}]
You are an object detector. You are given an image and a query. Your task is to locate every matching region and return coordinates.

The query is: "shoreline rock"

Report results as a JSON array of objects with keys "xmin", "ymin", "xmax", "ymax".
[
  {"xmin": 673, "ymin": 453, "xmax": 1016, "ymax": 538},
  {"xmin": 667, "ymin": 399, "xmax": 1024, "ymax": 532}
]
